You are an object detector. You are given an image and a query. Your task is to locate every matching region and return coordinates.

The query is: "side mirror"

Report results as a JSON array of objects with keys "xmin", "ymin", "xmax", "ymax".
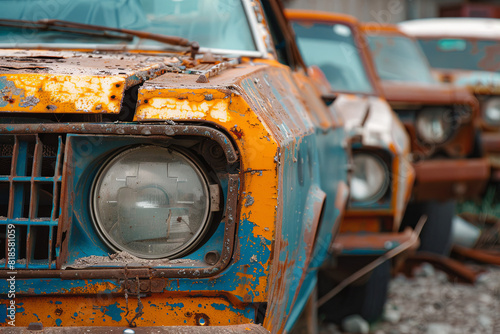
[
  {"xmin": 322, "ymin": 93, "xmax": 338, "ymax": 106},
  {"xmin": 307, "ymin": 65, "xmax": 337, "ymax": 105}
]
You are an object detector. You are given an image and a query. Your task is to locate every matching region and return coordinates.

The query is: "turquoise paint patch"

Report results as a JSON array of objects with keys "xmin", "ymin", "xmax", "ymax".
[
  {"xmin": 99, "ymin": 302, "xmax": 124, "ymax": 322},
  {"xmin": 0, "ymin": 303, "xmax": 6, "ymax": 323},
  {"xmin": 55, "ymin": 319, "xmax": 62, "ymax": 326},
  {"xmin": 166, "ymin": 302, "xmax": 184, "ymax": 311},
  {"xmin": 55, "ymin": 301, "xmax": 62, "ymax": 305},
  {"xmin": 210, "ymin": 303, "xmax": 226, "ymax": 311}
]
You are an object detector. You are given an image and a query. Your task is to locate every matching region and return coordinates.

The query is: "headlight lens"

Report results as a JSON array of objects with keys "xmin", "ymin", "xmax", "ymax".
[
  {"xmin": 483, "ymin": 98, "xmax": 500, "ymax": 126},
  {"xmin": 351, "ymin": 153, "xmax": 389, "ymax": 203},
  {"xmin": 91, "ymin": 146, "xmax": 212, "ymax": 259},
  {"xmin": 415, "ymin": 108, "xmax": 454, "ymax": 144}
]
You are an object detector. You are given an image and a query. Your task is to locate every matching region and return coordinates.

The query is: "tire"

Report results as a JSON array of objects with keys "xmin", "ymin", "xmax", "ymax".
[
  {"xmin": 318, "ymin": 261, "xmax": 391, "ymax": 324},
  {"xmin": 401, "ymin": 200, "xmax": 455, "ymax": 256}
]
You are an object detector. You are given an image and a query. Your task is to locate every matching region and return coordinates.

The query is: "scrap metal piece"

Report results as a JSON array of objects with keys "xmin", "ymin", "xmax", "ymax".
[
  {"xmin": 452, "ymin": 244, "xmax": 500, "ymax": 266},
  {"xmin": 0, "ymin": 324, "xmax": 270, "ymax": 334},
  {"xmin": 399, "ymin": 252, "xmax": 483, "ymax": 284}
]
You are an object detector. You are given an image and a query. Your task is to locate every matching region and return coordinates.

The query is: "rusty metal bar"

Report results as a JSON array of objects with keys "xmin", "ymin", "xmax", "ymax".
[
  {"xmin": 29, "ymin": 136, "xmax": 41, "ymax": 219},
  {"xmin": 318, "ymin": 215, "xmax": 426, "ymax": 308},
  {"xmin": 49, "ymin": 136, "xmax": 64, "ymax": 266},
  {"xmin": 452, "ymin": 244, "xmax": 500, "ymax": 266},
  {"xmin": 401, "ymin": 252, "xmax": 481, "ymax": 284},
  {"xmin": 0, "ymin": 123, "xmax": 238, "ymax": 163}
]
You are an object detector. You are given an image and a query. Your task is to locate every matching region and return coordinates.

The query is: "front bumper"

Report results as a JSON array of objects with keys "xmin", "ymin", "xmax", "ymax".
[
  {"xmin": 2, "ymin": 324, "xmax": 270, "ymax": 334},
  {"xmin": 412, "ymin": 158, "xmax": 490, "ymax": 201},
  {"xmin": 482, "ymin": 132, "xmax": 500, "ymax": 154},
  {"xmin": 333, "ymin": 228, "xmax": 418, "ymax": 256},
  {"xmin": 481, "ymin": 132, "xmax": 500, "ymax": 182}
]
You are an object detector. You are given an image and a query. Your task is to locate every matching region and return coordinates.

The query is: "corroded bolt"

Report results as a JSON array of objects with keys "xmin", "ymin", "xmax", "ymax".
[
  {"xmin": 204, "ymin": 251, "xmax": 220, "ymax": 266},
  {"xmin": 139, "ymin": 281, "xmax": 149, "ymax": 292}
]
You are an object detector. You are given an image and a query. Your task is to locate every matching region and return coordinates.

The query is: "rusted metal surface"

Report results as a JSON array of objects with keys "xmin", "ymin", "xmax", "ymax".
[
  {"xmin": 412, "ymin": 158, "xmax": 490, "ymax": 201},
  {"xmin": 2, "ymin": 324, "xmax": 270, "ymax": 333},
  {"xmin": 399, "ymin": 252, "xmax": 482, "ymax": 284}
]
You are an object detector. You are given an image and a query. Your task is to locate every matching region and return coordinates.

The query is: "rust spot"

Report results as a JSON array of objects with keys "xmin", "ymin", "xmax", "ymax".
[
  {"xmin": 55, "ymin": 308, "xmax": 63, "ymax": 316},
  {"xmin": 3, "ymin": 95, "xmax": 14, "ymax": 104},
  {"xmin": 185, "ymin": 312, "xmax": 193, "ymax": 317},
  {"xmin": 230, "ymin": 125, "xmax": 243, "ymax": 139}
]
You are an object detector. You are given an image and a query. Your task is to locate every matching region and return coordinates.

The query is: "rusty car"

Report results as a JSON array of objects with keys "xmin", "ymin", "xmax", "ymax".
[
  {"xmin": 0, "ymin": 0, "xmax": 350, "ymax": 333},
  {"xmin": 361, "ymin": 23, "xmax": 490, "ymax": 256},
  {"xmin": 286, "ymin": 10, "xmax": 417, "ymax": 324},
  {"xmin": 399, "ymin": 18, "xmax": 500, "ymax": 185}
]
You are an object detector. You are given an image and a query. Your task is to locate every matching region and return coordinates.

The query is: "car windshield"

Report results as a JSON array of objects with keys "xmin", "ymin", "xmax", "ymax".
[
  {"xmin": 367, "ymin": 34, "xmax": 435, "ymax": 84},
  {"xmin": 292, "ymin": 21, "xmax": 374, "ymax": 95},
  {"xmin": 418, "ymin": 38, "xmax": 500, "ymax": 73},
  {"xmin": 0, "ymin": 0, "xmax": 256, "ymax": 53}
]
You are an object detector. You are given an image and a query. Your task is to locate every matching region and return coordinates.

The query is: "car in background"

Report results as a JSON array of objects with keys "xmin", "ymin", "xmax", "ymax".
[
  {"xmin": 287, "ymin": 10, "xmax": 416, "ymax": 324},
  {"xmin": 399, "ymin": 18, "xmax": 500, "ymax": 184},
  {"xmin": 0, "ymin": 1, "xmax": 350, "ymax": 333},
  {"xmin": 362, "ymin": 23, "xmax": 490, "ymax": 256}
]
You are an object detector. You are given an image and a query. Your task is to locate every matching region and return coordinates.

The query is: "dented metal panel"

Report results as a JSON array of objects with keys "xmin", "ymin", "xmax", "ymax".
[{"xmin": 0, "ymin": 50, "xmax": 182, "ymax": 113}]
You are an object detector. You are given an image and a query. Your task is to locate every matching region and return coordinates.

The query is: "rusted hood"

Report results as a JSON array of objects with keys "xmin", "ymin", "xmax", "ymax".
[
  {"xmin": 334, "ymin": 94, "xmax": 409, "ymax": 153},
  {"xmin": 0, "ymin": 49, "xmax": 179, "ymax": 113},
  {"xmin": 381, "ymin": 80, "xmax": 476, "ymax": 107},
  {"xmin": 435, "ymin": 69, "xmax": 500, "ymax": 95}
]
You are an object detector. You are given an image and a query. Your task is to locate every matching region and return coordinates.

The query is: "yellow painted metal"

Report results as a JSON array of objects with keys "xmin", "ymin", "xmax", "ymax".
[
  {"xmin": 0, "ymin": 74, "xmax": 125, "ymax": 113},
  {"xmin": 14, "ymin": 294, "xmax": 253, "ymax": 327}
]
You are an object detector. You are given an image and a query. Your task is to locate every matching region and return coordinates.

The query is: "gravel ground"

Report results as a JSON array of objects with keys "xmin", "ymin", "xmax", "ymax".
[{"xmin": 321, "ymin": 264, "xmax": 500, "ymax": 334}]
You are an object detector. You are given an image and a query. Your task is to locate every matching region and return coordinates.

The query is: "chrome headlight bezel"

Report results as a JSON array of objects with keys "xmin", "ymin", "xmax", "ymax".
[
  {"xmin": 483, "ymin": 97, "xmax": 500, "ymax": 127},
  {"xmin": 415, "ymin": 107, "xmax": 456, "ymax": 145},
  {"xmin": 90, "ymin": 145, "xmax": 216, "ymax": 259},
  {"xmin": 350, "ymin": 152, "xmax": 390, "ymax": 204}
]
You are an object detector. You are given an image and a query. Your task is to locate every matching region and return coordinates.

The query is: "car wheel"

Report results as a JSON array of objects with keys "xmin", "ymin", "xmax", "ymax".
[
  {"xmin": 318, "ymin": 261, "xmax": 391, "ymax": 324},
  {"xmin": 401, "ymin": 200, "xmax": 455, "ymax": 255}
]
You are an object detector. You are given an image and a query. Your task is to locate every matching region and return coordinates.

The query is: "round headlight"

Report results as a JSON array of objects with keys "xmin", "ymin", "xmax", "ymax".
[
  {"xmin": 415, "ymin": 108, "xmax": 454, "ymax": 144},
  {"xmin": 483, "ymin": 98, "xmax": 500, "ymax": 126},
  {"xmin": 91, "ymin": 146, "xmax": 212, "ymax": 259},
  {"xmin": 351, "ymin": 153, "xmax": 389, "ymax": 203}
]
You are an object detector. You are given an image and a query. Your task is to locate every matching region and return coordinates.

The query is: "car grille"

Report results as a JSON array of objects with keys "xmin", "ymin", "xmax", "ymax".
[{"xmin": 0, "ymin": 134, "xmax": 64, "ymax": 269}]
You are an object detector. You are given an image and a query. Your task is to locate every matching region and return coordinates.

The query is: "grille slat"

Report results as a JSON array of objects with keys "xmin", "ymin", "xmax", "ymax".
[{"xmin": 0, "ymin": 134, "xmax": 63, "ymax": 269}]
